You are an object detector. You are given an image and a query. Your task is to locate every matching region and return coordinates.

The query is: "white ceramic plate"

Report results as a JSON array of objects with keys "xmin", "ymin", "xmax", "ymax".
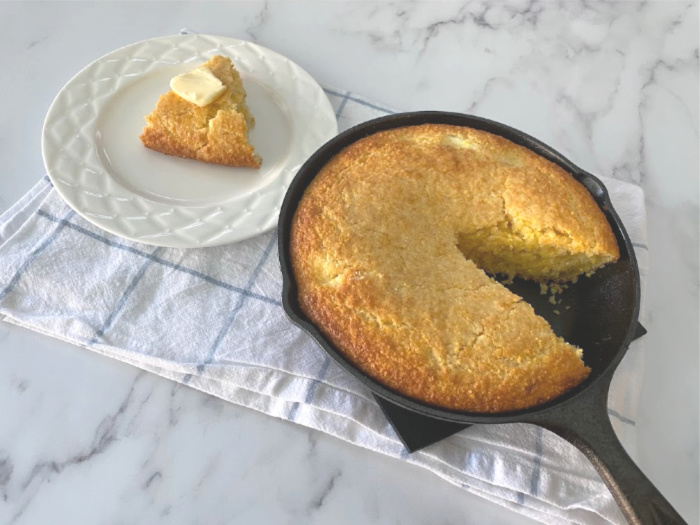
[{"xmin": 42, "ymin": 34, "xmax": 337, "ymax": 248}]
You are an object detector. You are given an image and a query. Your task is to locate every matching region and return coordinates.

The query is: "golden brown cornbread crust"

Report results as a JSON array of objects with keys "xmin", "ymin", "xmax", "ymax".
[
  {"xmin": 140, "ymin": 55, "xmax": 261, "ymax": 168},
  {"xmin": 290, "ymin": 124, "xmax": 620, "ymax": 413}
]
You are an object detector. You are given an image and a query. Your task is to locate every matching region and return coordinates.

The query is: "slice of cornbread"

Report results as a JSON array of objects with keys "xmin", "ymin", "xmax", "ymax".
[
  {"xmin": 140, "ymin": 55, "xmax": 261, "ymax": 168},
  {"xmin": 290, "ymin": 124, "xmax": 620, "ymax": 413}
]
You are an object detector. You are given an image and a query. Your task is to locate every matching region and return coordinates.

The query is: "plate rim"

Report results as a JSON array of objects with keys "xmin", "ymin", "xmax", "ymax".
[{"xmin": 42, "ymin": 33, "xmax": 338, "ymax": 248}]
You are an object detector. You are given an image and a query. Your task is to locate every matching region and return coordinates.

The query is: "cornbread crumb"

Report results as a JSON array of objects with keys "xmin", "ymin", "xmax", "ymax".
[
  {"xmin": 551, "ymin": 283, "xmax": 568, "ymax": 294},
  {"xmin": 290, "ymin": 124, "xmax": 619, "ymax": 413}
]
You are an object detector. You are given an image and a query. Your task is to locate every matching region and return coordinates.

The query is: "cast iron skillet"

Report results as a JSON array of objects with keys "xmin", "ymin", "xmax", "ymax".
[{"xmin": 278, "ymin": 112, "xmax": 685, "ymax": 525}]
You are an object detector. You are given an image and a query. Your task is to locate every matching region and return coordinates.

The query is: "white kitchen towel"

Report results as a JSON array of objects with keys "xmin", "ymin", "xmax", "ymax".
[{"xmin": 0, "ymin": 89, "xmax": 648, "ymax": 525}]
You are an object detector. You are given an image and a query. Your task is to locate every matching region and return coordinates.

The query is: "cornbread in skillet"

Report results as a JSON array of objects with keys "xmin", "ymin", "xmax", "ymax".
[
  {"xmin": 290, "ymin": 124, "xmax": 620, "ymax": 413},
  {"xmin": 140, "ymin": 55, "xmax": 261, "ymax": 168}
]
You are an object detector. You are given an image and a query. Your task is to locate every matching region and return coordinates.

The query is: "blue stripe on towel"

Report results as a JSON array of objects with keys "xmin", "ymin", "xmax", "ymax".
[
  {"xmin": 35, "ymin": 210, "xmax": 281, "ymax": 307},
  {"xmin": 323, "ymin": 87, "xmax": 395, "ymax": 115},
  {"xmin": 529, "ymin": 426, "xmax": 544, "ymax": 497},
  {"xmin": 0, "ymin": 210, "xmax": 75, "ymax": 302},
  {"xmin": 160, "ymin": 259, "xmax": 281, "ymax": 307},
  {"xmin": 466, "ymin": 450, "xmax": 482, "ymax": 476},
  {"xmin": 286, "ymin": 402, "xmax": 300, "ymax": 422},
  {"xmin": 334, "ymin": 91, "xmax": 351, "ymax": 119},
  {"xmin": 465, "ymin": 450, "xmax": 494, "ymax": 483},
  {"xmin": 89, "ymin": 247, "xmax": 163, "ymax": 345},
  {"xmin": 608, "ymin": 408, "xmax": 636, "ymax": 426},
  {"xmin": 303, "ymin": 355, "xmax": 332, "ymax": 403},
  {"xmin": 183, "ymin": 233, "xmax": 277, "ymax": 383},
  {"xmin": 287, "ymin": 355, "xmax": 332, "ymax": 422}
]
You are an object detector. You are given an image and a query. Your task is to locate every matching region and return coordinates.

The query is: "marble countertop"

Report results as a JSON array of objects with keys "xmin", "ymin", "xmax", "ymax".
[{"xmin": 0, "ymin": 2, "xmax": 697, "ymax": 524}]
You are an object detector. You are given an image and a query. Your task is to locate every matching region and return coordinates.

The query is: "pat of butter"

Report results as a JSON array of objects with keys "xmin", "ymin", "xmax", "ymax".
[{"xmin": 170, "ymin": 67, "xmax": 226, "ymax": 107}]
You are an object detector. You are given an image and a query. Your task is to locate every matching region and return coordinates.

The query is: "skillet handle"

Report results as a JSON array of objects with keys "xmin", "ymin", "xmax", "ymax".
[{"xmin": 533, "ymin": 382, "xmax": 687, "ymax": 525}]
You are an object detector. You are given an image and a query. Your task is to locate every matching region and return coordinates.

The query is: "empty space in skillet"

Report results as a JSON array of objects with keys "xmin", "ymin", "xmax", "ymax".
[{"xmin": 496, "ymin": 255, "xmax": 637, "ymax": 380}]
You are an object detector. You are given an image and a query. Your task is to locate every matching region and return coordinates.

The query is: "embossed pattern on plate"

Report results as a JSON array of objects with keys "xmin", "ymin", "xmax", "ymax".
[{"xmin": 42, "ymin": 34, "xmax": 337, "ymax": 247}]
